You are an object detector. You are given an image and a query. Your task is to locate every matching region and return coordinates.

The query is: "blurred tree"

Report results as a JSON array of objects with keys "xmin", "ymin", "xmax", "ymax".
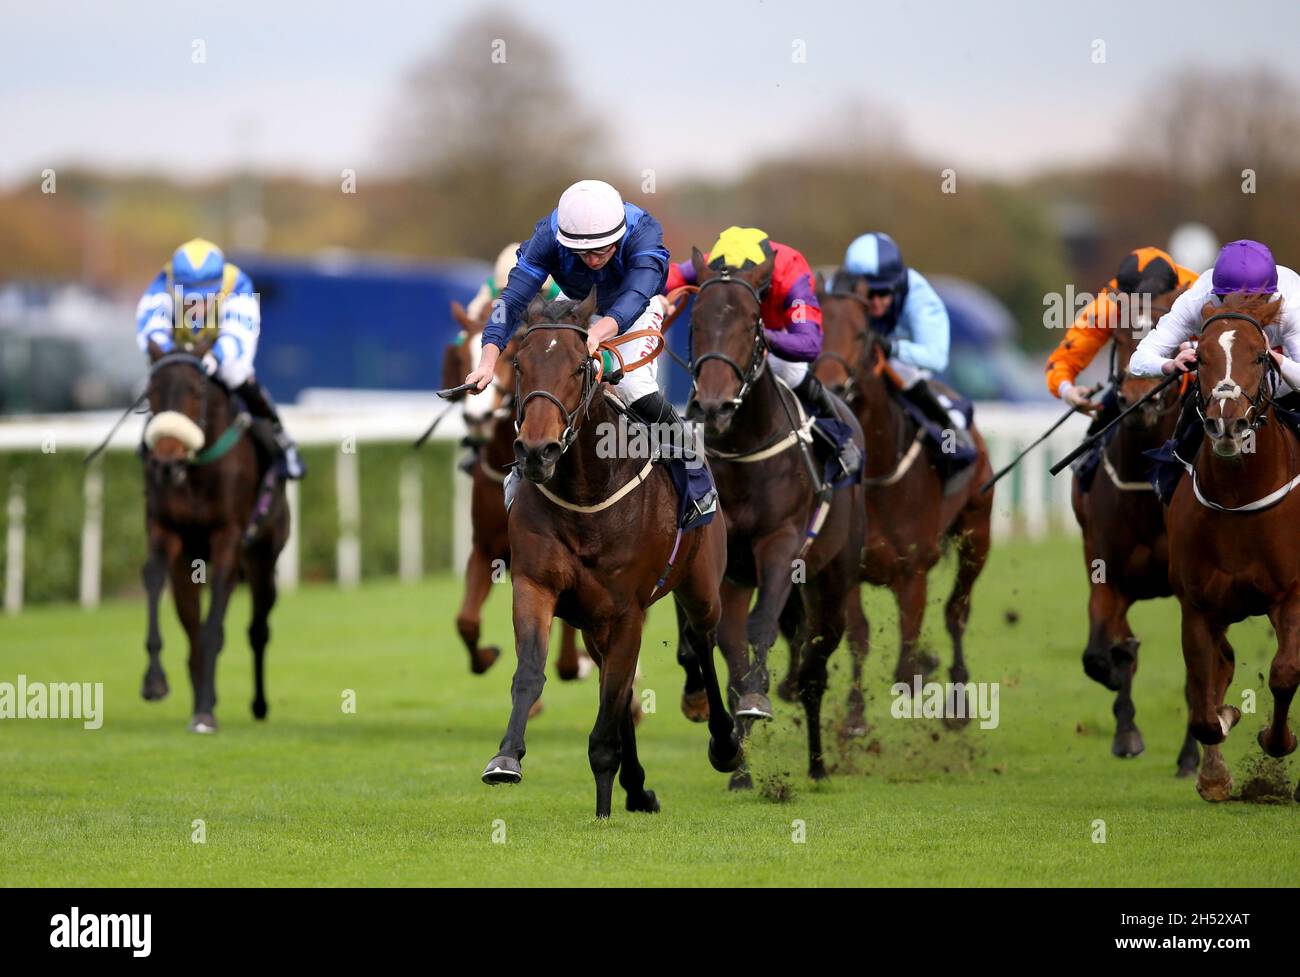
[{"xmin": 387, "ymin": 9, "xmax": 605, "ymax": 258}]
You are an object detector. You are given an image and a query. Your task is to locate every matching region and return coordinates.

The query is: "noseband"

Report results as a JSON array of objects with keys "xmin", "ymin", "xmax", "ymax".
[
  {"xmin": 514, "ymin": 323, "xmax": 602, "ymax": 454},
  {"xmin": 689, "ymin": 271, "xmax": 769, "ymax": 407}
]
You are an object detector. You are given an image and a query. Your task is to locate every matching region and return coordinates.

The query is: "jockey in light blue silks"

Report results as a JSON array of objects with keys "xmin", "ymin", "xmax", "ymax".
[
  {"xmin": 835, "ymin": 232, "xmax": 974, "ymax": 451},
  {"xmin": 136, "ymin": 239, "xmax": 305, "ymax": 478}
]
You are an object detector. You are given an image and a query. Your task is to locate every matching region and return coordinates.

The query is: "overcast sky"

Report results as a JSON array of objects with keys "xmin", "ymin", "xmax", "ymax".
[{"xmin": 4, "ymin": 0, "xmax": 1299, "ymax": 190}]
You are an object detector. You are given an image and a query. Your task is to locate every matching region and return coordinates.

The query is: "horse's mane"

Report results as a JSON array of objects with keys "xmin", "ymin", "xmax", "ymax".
[
  {"xmin": 531, "ymin": 294, "xmax": 588, "ymax": 325},
  {"xmin": 1201, "ymin": 292, "xmax": 1283, "ymax": 328}
]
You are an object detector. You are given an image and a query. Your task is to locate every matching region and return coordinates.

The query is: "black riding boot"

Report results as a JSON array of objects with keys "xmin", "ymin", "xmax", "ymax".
[
  {"xmin": 235, "ymin": 379, "xmax": 306, "ymax": 479},
  {"xmin": 627, "ymin": 391, "xmax": 717, "ymax": 525},
  {"xmin": 794, "ymin": 372, "xmax": 862, "ymax": 479}
]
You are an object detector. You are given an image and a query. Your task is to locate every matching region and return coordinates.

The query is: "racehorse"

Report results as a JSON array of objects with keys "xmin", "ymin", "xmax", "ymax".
[
  {"xmin": 140, "ymin": 333, "xmax": 289, "ymax": 733},
  {"xmin": 1074, "ymin": 286, "xmax": 1199, "ymax": 773},
  {"xmin": 442, "ymin": 302, "xmax": 587, "ymax": 693},
  {"xmin": 811, "ymin": 278, "xmax": 992, "ymax": 733},
  {"xmin": 684, "ymin": 251, "xmax": 866, "ymax": 786},
  {"xmin": 480, "ymin": 291, "xmax": 739, "ymax": 818},
  {"xmin": 1165, "ymin": 294, "xmax": 1300, "ymax": 802}
]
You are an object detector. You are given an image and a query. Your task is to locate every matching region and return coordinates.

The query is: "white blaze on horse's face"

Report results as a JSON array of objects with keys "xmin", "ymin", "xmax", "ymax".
[
  {"xmin": 546, "ymin": 338, "xmax": 557, "ymax": 353},
  {"xmin": 1212, "ymin": 329, "xmax": 1243, "ymax": 415}
]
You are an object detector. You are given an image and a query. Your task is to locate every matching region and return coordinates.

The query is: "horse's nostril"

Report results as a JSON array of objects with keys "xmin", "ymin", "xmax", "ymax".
[{"xmin": 540, "ymin": 442, "xmax": 562, "ymax": 464}]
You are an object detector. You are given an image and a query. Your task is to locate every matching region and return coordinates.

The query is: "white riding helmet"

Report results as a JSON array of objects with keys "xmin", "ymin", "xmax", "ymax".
[{"xmin": 555, "ymin": 180, "xmax": 626, "ymax": 251}]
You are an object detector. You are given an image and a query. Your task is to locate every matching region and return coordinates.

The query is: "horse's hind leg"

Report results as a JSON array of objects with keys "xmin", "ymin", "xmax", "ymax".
[
  {"xmin": 1109, "ymin": 624, "xmax": 1144, "ymax": 759},
  {"xmin": 776, "ymin": 591, "xmax": 806, "ymax": 703},
  {"xmin": 456, "ymin": 545, "xmax": 500, "ymax": 675},
  {"xmin": 718, "ymin": 580, "xmax": 755, "ymax": 790},
  {"xmin": 892, "ymin": 571, "xmax": 936, "ymax": 684},
  {"xmin": 840, "ymin": 590, "xmax": 872, "ymax": 737},
  {"xmin": 190, "ymin": 527, "xmax": 242, "ymax": 734},
  {"xmin": 588, "ymin": 612, "xmax": 644, "ymax": 818},
  {"xmin": 1259, "ymin": 597, "xmax": 1300, "ymax": 759},
  {"xmin": 740, "ymin": 530, "xmax": 802, "ymax": 720},
  {"xmin": 555, "ymin": 623, "xmax": 582, "ymax": 681},
  {"xmin": 799, "ymin": 565, "xmax": 852, "ymax": 780},
  {"xmin": 674, "ymin": 600, "xmax": 709, "ymax": 722},
  {"xmin": 1175, "ymin": 677, "xmax": 1200, "ymax": 777},
  {"xmin": 141, "ymin": 522, "xmax": 178, "ymax": 702},
  {"xmin": 482, "ymin": 577, "xmax": 555, "ymax": 785},
  {"xmin": 244, "ymin": 537, "xmax": 277, "ymax": 721}
]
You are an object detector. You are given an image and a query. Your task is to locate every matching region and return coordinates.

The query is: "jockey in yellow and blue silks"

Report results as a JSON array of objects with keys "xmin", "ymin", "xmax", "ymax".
[
  {"xmin": 836, "ymin": 232, "xmax": 971, "ymax": 446},
  {"xmin": 136, "ymin": 239, "xmax": 305, "ymax": 478}
]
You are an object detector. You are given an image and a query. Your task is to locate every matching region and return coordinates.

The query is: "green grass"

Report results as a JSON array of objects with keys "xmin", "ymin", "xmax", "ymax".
[{"xmin": 1, "ymin": 536, "xmax": 1296, "ymax": 887}]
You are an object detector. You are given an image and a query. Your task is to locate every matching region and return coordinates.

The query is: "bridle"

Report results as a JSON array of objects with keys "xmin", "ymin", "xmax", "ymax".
[
  {"xmin": 150, "ymin": 352, "xmax": 215, "ymax": 443},
  {"xmin": 689, "ymin": 270, "xmax": 769, "ymax": 407},
  {"xmin": 1194, "ymin": 309, "xmax": 1280, "ymax": 434},
  {"xmin": 514, "ymin": 323, "xmax": 603, "ymax": 455},
  {"xmin": 812, "ymin": 290, "xmax": 873, "ymax": 402}
]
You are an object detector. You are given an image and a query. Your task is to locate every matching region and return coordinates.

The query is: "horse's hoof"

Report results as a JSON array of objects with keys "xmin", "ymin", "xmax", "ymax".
[
  {"xmin": 528, "ymin": 698, "xmax": 544, "ymax": 719},
  {"xmin": 1258, "ymin": 726, "xmax": 1297, "ymax": 758},
  {"xmin": 776, "ymin": 677, "xmax": 800, "ymax": 703},
  {"xmin": 809, "ymin": 763, "xmax": 830, "ymax": 781},
  {"xmin": 626, "ymin": 790, "xmax": 660, "ymax": 814},
  {"xmin": 1196, "ymin": 750, "xmax": 1232, "ymax": 802},
  {"xmin": 728, "ymin": 770, "xmax": 753, "ymax": 791},
  {"xmin": 470, "ymin": 646, "xmax": 500, "ymax": 675},
  {"xmin": 1175, "ymin": 763, "xmax": 1198, "ymax": 778},
  {"xmin": 141, "ymin": 676, "xmax": 169, "ymax": 702},
  {"xmin": 1112, "ymin": 729, "xmax": 1145, "ymax": 758},
  {"xmin": 736, "ymin": 693, "xmax": 773, "ymax": 720},
  {"xmin": 481, "ymin": 755, "xmax": 522, "ymax": 785},
  {"xmin": 1196, "ymin": 775, "xmax": 1233, "ymax": 802},
  {"xmin": 680, "ymin": 689, "xmax": 710, "ymax": 723},
  {"xmin": 188, "ymin": 714, "xmax": 218, "ymax": 734},
  {"xmin": 709, "ymin": 735, "xmax": 742, "ymax": 773}
]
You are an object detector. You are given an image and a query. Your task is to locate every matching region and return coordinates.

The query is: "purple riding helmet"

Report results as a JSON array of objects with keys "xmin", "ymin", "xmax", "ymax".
[{"xmin": 1211, "ymin": 239, "xmax": 1278, "ymax": 297}]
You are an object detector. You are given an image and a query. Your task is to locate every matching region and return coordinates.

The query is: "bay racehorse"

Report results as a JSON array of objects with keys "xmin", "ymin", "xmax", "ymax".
[
  {"xmin": 684, "ymin": 251, "xmax": 866, "ymax": 787},
  {"xmin": 1074, "ymin": 285, "xmax": 1199, "ymax": 773},
  {"xmin": 480, "ymin": 291, "xmax": 739, "ymax": 818},
  {"xmin": 140, "ymin": 333, "xmax": 289, "ymax": 733},
  {"xmin": 812, "ymin": 279, "xmax": 992, "ymax": 733},
  {"xmin": 1165, "ymin": 294, "xmax": 1300, "ymax": 802},
  {"xmin": 442, "ymin": 302, "xmax": 586, "ymax": 694}
]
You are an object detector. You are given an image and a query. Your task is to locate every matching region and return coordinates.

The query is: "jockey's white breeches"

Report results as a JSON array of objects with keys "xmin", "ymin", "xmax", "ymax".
[{"xmin": 603, "ymin": 296, "xmax": 668, "ymax": 404}]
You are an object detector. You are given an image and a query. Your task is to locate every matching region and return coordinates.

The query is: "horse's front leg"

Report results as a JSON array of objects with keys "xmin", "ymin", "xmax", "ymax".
[
  {"xmin": 738, "ymin": 530, "xmax": 801, "ymax": 720},
  {"xmin": 141, "ymin": 520, "xmax": 178, "ymax": 702},
  {"xmin": 589, "ymin": 610, "xmax": 648, "ymax": 818},
  {"xmin": 481, "ymin": 576, "xmax": 555, "ymax": 784},
  {"xmin": 190, "ymin": 525, "xmax": 243, "ymax": 733},
  {"xmin": 1182, "ymin": 603, "xmax": 1239, "ymax": 801},
  {"xmin": 1260, "ymin": 596, "xmax": 1300, "ymax": 760}
]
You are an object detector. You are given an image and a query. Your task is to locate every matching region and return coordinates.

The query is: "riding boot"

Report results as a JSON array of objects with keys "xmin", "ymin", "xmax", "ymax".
[
  {"xmin": 627, "ymin": 391, "xmax": 717, "ymax": 527},
  {"xmin": 903, "ymin": 380, "xmax": 975, "ymax": 450},
  {"xmin": 794, "ymin": 372, "xmax": 863, "ymax": 479},
  {"xmin": 235, "ymin": 379, "xmax": 307, "ymax": 479}
]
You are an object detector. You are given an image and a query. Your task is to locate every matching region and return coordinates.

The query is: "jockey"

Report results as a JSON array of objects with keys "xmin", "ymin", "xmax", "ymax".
[
  {"xmin": 1130, "ymin": 240, "xmax": 1300, "ymax": 385},
  {"xmin": 837, "ymin": 232, "xmax": 970, "ymax": 445},
  {"xmin": 1130, "ymin": 240, "xmax": 1300, "ymax": 498},
  {"xmin": 664, "ymin": 226, "xmax": 840, "ymax": 417},
  {"xmin": 1047, "ymin": 246, "xmax": 1200, "ymax": 419},
  {"xmin": 135, "ymin": 239, "xmax": 305, "ymax": 479},
  {"xmin": 466, "ymin": 180, "xmax": 716, "ymax": 524}
]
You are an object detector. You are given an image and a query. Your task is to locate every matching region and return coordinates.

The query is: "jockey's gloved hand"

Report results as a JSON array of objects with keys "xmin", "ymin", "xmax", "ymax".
[
  {"xmin": 1165, "ymin": 342, "xmax": 1198, "ymax": 376},
  {"xmin": 1061, "ymin": 382, "xmax": 1101, "ymax": 413},
  {"xmin": 201, "ymin": 352, "xmax": 220, "ymax": 377}
]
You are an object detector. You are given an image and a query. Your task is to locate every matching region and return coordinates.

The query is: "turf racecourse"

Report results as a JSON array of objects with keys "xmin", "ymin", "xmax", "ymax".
[{"xmin": 1, "ymin": 536, "xmax": 1295, "ymax": 888}]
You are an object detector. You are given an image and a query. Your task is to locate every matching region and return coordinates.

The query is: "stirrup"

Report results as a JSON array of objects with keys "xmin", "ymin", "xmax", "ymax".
[{"xmin": 683, "ymin": 488, "xmax": 718, "ymax": 530}]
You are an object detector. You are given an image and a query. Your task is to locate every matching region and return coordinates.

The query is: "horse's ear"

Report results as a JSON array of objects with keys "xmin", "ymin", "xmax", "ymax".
[
  {"xmin": 525, "ymin": 293, "xmax": 547, "ymax": 324},
  {"xmin": 147, "ymin": 339, "xmax": 166, "ymax": 362},
  {"xmin": 575, "ymin": 286, "xmax": 599, "ymax": 323},
  {"xmin": 814, "ymin": 271, "xmax": 827, "ymax": 297},
  {"xmin": 450, "ymin": 300, "xmax": 478, "ymax": 331},
  {"xmin": 690, "ymin": 247, "xmax": 708, "ymax": 282},
  {"xmin": 851, "ymin": 275, "xmax": 870, "ymax": 299},
  {"xmin": 742, "ymin": 256, "xmax": 775, "ymax": 291}
]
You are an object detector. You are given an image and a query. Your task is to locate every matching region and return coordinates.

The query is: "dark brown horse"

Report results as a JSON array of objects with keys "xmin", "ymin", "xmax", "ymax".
[
  {"xmin": 685, "ymin": 252, "xmax": 866, "ymax": 787},
  {"xmin": 442, "ymin": 302, "xmax": 586, "ymax": 695},
  {"xmin": 480, "ymin": 292, "xmax": 738, "ymax": 818},
  {"xmin": 140, "ymin": 333, "xmax": 289, "ymax": 733},
  {"xmin": 1165, "ymin": 294, "xmax": 1300, "ymax": 802},
  {"xmin": 1074, "ymin": 286, "xmax": 1199, "ymax": 772},
  {"xmin": 812, "ymin": 280, "xmax": 993, "ymax": 733}
]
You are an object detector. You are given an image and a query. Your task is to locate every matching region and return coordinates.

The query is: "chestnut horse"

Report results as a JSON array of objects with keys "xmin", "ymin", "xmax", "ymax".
[
  {"xmin": 685, "ymin": 252, "xmax": 866, "ymax": 786},
  {"xmin": 1165, "ymin": 294, "xmax": 1300, "ymax": 802},
  {"xmin": 812, "ymin": 281, "xmax": 993, "ymax": 733},
  {"xmin": 442, "ymin": 302, "xmax": 585, "ymax": 693},
  {"xmin": 480, "ymin": 292, "xmax": 738, "ymax": 818},
  {"xmin": 140, "ymin": 334, "xmax": 289, "ymax": 733},
  {"xmin": 1073, "ymin": 286, "xmax": 1199, "ymax": 773}
]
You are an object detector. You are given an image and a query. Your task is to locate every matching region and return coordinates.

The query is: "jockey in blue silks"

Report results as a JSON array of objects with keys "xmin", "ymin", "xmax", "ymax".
[
  {"xmin": 465, "ymin": 179, "xmax": 716, "ymax": 527},
  {"xmin": 835, "ymin": 231, "xmax": 972, "ymax": 447},
  {"xmin": 136, "ymin": 238, "xmax": 305, "ymax": 478}
]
